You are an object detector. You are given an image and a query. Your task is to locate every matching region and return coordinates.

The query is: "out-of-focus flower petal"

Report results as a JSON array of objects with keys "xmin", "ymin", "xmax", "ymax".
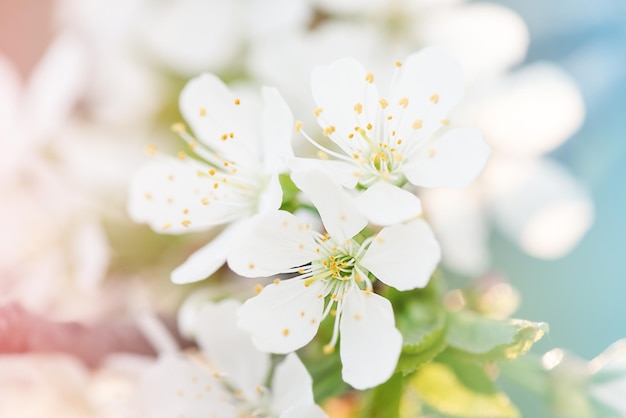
[
  {"xmin": 355, "ymin": 181, "xmax": 422, "ymax": 226},
  {"xmin": 271, "ymin": 353, "xmax": 316, "ymax": 415}
]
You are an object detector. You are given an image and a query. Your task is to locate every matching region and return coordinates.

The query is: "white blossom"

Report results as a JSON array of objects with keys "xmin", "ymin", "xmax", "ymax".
[
  {"xmin": 229, "ymin": 170, "xmax": 441, "ymax": 389},
  {"xmin": 128, "ymin": 74, "xmax": 293, "ymax": 284},
  {"xmin": 295, "ymin": 47, "xmax": 490, "ymax": 225}
]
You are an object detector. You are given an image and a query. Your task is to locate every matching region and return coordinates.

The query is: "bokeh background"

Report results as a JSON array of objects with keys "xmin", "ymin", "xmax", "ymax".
[{"xmin": 1, "ymin": 0, "xmax": 625, "ymax": 416}]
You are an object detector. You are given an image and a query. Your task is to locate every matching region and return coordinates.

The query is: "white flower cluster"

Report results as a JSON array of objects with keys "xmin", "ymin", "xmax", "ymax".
[{"xmin": 129, "ymin": 47, "xmax": 490, "ymax": 392}]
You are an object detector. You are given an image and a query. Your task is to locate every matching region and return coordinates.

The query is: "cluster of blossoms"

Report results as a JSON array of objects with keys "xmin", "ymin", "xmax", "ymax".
[{"xmin": 129, "ymin": 47, "xmax": 490, "ymax": 395}]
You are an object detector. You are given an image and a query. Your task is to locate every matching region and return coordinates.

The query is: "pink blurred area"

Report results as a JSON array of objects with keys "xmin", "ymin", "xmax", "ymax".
[{"xmin": 0, "ymin": 0, "xmax": 55, "ymax": 76}]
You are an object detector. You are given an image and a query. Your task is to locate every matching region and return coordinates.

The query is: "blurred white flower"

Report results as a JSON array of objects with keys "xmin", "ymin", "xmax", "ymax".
[
  {"xmin": 128, "ymin": 74, "xmax": 294, "ymax": 284},
  {"xmin": 140, "ymin": 300, "xmax": 327, "ymax": 418},
  {"xmin": 229, "ymin": 170, "xmax": 440, "ymax": 389},
  {"xmin": 588, "ymin": 339, "xmax": 626, "ymax": 416},
  {"xmin": 297, "ymin": 48, "xmax": 490, "ymax": 225}
]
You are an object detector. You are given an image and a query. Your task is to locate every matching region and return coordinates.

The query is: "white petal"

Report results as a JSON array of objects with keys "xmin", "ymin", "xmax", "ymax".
[
  {"xmin": 258, "ymin": 172, "xmax": 283, "ymax": 214},
  {"xmin": 140, "ymin": 355, "xmax": 237, "ymax": 418},
  {"xmin": 179, "ymin": 73, "xmax": 261, "ymax": 166},
  {"xmin": 196, "ymin": 300, "xmax": 270, "ymax": 398},
  {"xmin": 391, "ymin": 47, "xmax": 465, "ymax": 142},
  {"xmin": 237, "ymin": 279, "xmax": 326, "ymax": 354},
  {"xmin": 404, "ymin": 128, "xmax": 490, "ymax": 188},
  {"xmin": 360, "ymin": 220, "xmax": 441, "ymax": 290},
  {"xmin": 271, "ymin": 353, "xmax": 315, "ymax": 415},
  {"xmin": 418, "ymin": 4, "xmax": 529, "ymax": 82},
  {"xmin": 311, "ymin": 57, "xmax": 379, "ymax": 152},
  {"xmin": 23, "ymin": 32, "xmax": 87, "ymax": 141},
  {"xmin": 227, "ymin": 211, "xmax": 317, "ymax": 277},
  {"xmin": 486, "ymin": 157, "xmax": 593, "ymax": 259},
  {"xmin": 138, "ymin": 0, "xmax": 242, "ymax": 76},
  {"xmin": 421, "ymin": 188, "xmax": 490, "ymax": 275},
  {"xmin": 291, "ymin": 169, "xmax": 366, "ymax": 242},
  {"xmin": 355, "ymin": 181, "xmax": 422, "ymax": 226},
  {"xmin": 289, "ymin": 158, "xmax": 359, "ymax": 189},
  {"xmin": 128, "ymin": 156, "xmax": 238, "ymax": 234},
  {"xmin": 339, "ymin": 290, "xmax": 402, "ymax": 389},
  {"xmin": 262, "ymin": 87, "xmax": 294, "ymax": 173},
  {"xmin": 171, "ymin": 223, "xmax": 240, "ymax": 284},
  {"xmin": 281, "ymin": 405, "xmax": 329, "ymax": 418}
]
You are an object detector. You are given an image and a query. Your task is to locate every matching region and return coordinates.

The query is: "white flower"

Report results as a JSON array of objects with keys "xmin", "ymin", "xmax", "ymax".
[
  {"xmin": 128, "ymin": 73, "xmax": 293, "ymax": 284},
  {"xmin": 296, "ymin": 47, "xmax": 490, "ymax": 225},
  {"xmin": 140, "ymin": 300, "xmax": 327, "ymax": 418},
  {"xmin": 228, "ymin": 170, "xmax": 441, "ymax": 389}
]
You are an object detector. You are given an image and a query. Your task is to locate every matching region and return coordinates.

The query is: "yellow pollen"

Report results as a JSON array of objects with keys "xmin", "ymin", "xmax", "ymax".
[
  {"xmin": 254, "ymin": 284, "xmax": 262, "ymax": 293},
  {"xmin": 199, "ymin": 107, "xmax": 207, "ymax": 116},
  {"xmin": 379, "ymin": 98, "xmax": 389, "ymax": 109},
  {"xmin": 171, "ymin": 123, "xmax": 185, "ymax": 133},
  {"xmin": 182, "ymin": 208, "xmax": 189, "ymax": 214},
  {"xmin": 314, "ymin": 107, "xmax": 323, "ymax": 117},
  {"xmin": 208, "ymin": 169, "xmax": 216, "ymax": 176},
  {"xmin": 298, "ymin": 243, "xmax": 304, "ymax": 249},
  {"xmin": 249, "ymin": 263, "xmax": 255, "ymax": 269},
  {"xmin": 391, "ymin": 130, "xmax": 396, "ymax": 136},
  {"xmin": 430, "ymin": 93, "xmax": 440, "ymax": 104},
  {"xmin": 394, "ymin": 153, "xmax": 403, "ymax": 162},
  {"xmin": 282, "ymin": 220, "xmax": 288, "ymax": 227},
  {"xmin": 354, "ymin": 313, "xmax": 361, "ymax": 320},
  {"xmin": 189, "ymin": 141, "xmax": 197, "ymax": 149},
  {"xmin": 397, "ymin": 139, "xmax": 403, "ymax": 145},
  {"xmin": 353, "ymin": 103, "xmax": 363, "ymax": 114},
  {"xmin": 201, "ymin": 197, "xmax": 210, "ymax": 205},
  {"xmin": 395, "ymin": 60, "xmax": 403, "ymax": 67},
  {"xmin": 234, "ymin": 98, "xmax": 241, "ymax": 105},
  {"xmin": 181, "ymin": 219, "xmax": 191, "ymax": 227},
  {"xmin": 223, "ymin": 161, "xmax": 229, "ymax": 167},
  {"xmin": 300, "ymin": 311, "xmax": 305, "ymax": 317},
  {"xmin": 398, "ymin": 97, "xmax": 409, "ymax": 108},
  {"xmin": 162, "ymin": 223, "xmax": 172, "ymax": 231},
  {"xmin": 413, "ymin": 119, "xmax": 423, "ymax": 130},
  {"xmin": 256, "ymin": 386, "xmax": 262, "ymax": 393},
  {"xmin": 221, "ymin": 133, "xmax": 228, "ymax": 141},
  {"xmin": 429, "ymin": 148, "xmax": 437, "ymax": 158},
  {"xmin": 311, "ymin": 318, "xmax": 317, "ymax": 324},
  {"xmin": 366, "ymin": 123, "xmax": 373, "ymax": 130},
  {"xmin": 273, "ymin": 279, "xmax": 281, "ymax": 285},
  {"xmin": 323, "ymin": 345, "xmax": 335, "ymax": 354},
  {"xmin": 330, "ymin": 309, "xmax": 337, "ymax": 317},
  {"xmin": 323, "ymin": 125, "xmax": 336, "ymax": 135},
  {"xmin": 177, "ymin": 151, "xmax": 187, "ymax": 160},
  {"xmin": 282, "ymin": 329, "xmax": 290, "ymax": 337},
  {"xmin": 355, "ymin": 273, "xmax": 361, "ymax": 282},
  {"xmin": 365, "ymin": 72, "xmax": 375, "ymax": 83},
  {"xmin": 145, "ymin": 145, "xmax": 157, "ymax": 155},
  {"xmin": 229, "ymin": 132, "xmax": 234, "ymax": 138},
  {"xmin": 440, "ymin": 119, "xmax": 450, "ymax": 126},
  {"xmin": 144, "ymin": 193, "xmax": 152, "ymax": 200},
  {"xmin": 387, "ymin": 115, "xmax": 393, "ymax": 120},
  {"xmin": 317, "ymin": 294, "xmax": 323, "ymax": 299},
  {"xmin": 295, "ymin": 120, "xmax": 303, "ymax": 132},
  {"xmin": 213, "ymin": 183, "xmax": 219, "ymax": 189},
  {"xmin": 348, "ymin": 133, "xmax": 354, "ymax": 139},
  {"xmin": 167, "ymin": 197, "xmax": 173, "ymax": 204}
]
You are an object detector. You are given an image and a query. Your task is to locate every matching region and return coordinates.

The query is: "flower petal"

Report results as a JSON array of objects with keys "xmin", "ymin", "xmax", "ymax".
[
  {"xmin": 404, "ymin": 128, "xmax": 490, "ymax": 188},
  {"xmin": 179, "ymin": 73, "xmax": 261, "ymax": 166},
  {"xmin": 355, "ymin": 181, "xmax": 422, "ymax": 226},
  {"xmin": 339, "ymin": 290, "xmax": 402, "ymax": 389},
  {"xmin": 360, "ymin": 220, "xmax": 441, "ymax": 290},
  {"xmin": 237, "ymin": 279, "xmax": 326, "ymax": 354},
  {"xmin": 196, "ymin": 300, "xmax": 270, "ymax": 398},
  {"xmin": 311, "ymin": 57, "xmax": 379, "ymax": 153},
  {"xmin": 128, "ymin": 156, "xmax": 238, "ymax": 234},
  {"xmin": 390, "ymin": 47, "xmax": 465, "ymax": 143},
  {"xmin": 261, "ymin": 87, "xmax": 294, "ymax": 174},
  {"xmin": 291, "ymin": 169, "xmax": 366, "ymax": 242},
  {"xmin": 271, "ymin": 353, "xmax": 315, "ymax": 415},
  {"xmin": 140, "ymin": 355, "xmax": 237, "ymax": 418},
  {"xmin": 227, "ymin": 211, "xmax": 317, "ymax": 277},
  {"xmin": 258, "ymin": 172, "xmax": 283, "ymax": 214},
  {"xmin": 171, "ymin": 222, "xmax": 240, "ymax": 284},
  {"xmin": 290, "ymin": 158, "xmax": 359, "ymax": 189}
]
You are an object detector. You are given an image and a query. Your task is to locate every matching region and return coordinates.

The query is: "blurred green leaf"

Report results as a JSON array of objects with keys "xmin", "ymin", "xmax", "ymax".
[
  {"xmin": 360, "ymin": 373, "xmax": 404, "ymax": 418},
  {"xmin": 409, "ymin": 361, "xmax": 520, "ymax": 418},
  {"xmin": 447, "ymin": 310, "xmax": 548, "ymax": 361}
]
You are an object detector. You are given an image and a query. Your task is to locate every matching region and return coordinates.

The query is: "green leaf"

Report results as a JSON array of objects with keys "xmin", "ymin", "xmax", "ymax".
[
  {"xmin": 360, "ymin": 373, "xmax": 404, "ymax": 418},
  {"xmin": 446, "ymin": 310, "xmax": 548, "ymax": 361},
  {"xmin": 396, "ymin": 332, "xmax": 447, "ymax": 376},
  {"xmin": 408, "ymin": 361, "xmax": 520, "ymax": 418}
]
